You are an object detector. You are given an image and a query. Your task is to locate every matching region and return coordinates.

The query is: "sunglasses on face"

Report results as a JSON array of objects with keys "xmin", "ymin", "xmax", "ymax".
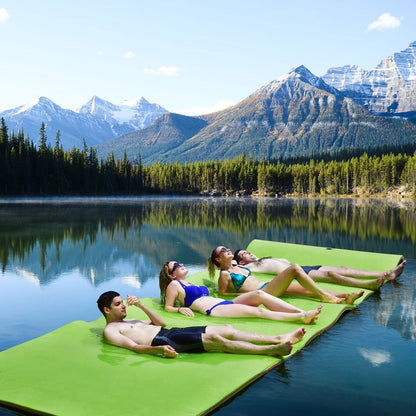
[
  {"xmin": 217, "ymin": 247, "xmax": 230, "ymax": 255},
  {"xmin": 170, "ymin": 262, "xmax": 181, "ymax": 274}
]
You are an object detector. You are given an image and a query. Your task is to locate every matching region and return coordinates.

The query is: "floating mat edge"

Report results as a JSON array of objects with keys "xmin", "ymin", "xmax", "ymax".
[
  {"xmin": 0, "ymin": 240, "xmax": 403, "ymax": 416},
  {"xmin": 246, "ymin": 239, "xmax": 403, "ymax": 271}
]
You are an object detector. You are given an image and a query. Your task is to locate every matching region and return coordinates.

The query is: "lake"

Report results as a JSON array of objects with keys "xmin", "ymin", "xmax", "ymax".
[{"xmin": 0, "ymin": 196, "xmax": 415, "ymax": 416}]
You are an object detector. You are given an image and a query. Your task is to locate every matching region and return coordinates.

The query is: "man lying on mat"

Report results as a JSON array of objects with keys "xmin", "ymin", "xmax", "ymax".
[
  {"xmin": 97, "ymin": 291, "xmax": 306, "ymax": 359},
  {"xmin": 232, "ymin": 249, "xmax": 406, "ymax": 291}
]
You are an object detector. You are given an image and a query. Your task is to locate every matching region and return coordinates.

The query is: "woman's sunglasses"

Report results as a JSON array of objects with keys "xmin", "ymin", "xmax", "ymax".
[
  {"xmin": 218, "ymin": 247, "xmax": 230, "ymax": 254},
  {"xmin": 170, "ymin": 262, "xmax": 182, "ymax": 273}
]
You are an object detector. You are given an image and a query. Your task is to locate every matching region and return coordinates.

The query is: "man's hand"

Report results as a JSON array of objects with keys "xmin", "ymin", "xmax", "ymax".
[
  {"xmin": 160, "ymin": 345, "xmax": 179, "ymax": 358},
  {"xmin": 126, "ymin": 294, "xmax": 166, "ymax": 327},
  {"xmin": 126, "ymin": 295, "xmax": 141, "ymax": 307}
]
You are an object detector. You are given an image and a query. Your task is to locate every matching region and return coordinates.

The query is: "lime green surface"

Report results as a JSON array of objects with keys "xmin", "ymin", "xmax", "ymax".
[{"xmin": 0, "ymin": 240, "xmax": 403, "ymax": 416}]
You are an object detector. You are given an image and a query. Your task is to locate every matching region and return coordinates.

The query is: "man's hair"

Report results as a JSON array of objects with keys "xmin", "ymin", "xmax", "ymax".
[
  {"xmin": 97, "ymin": 291, "xmax": 120, "ymax": 316},
  {"xmin": 233, "ymin": 249, "xmax": 244, "ymax": 264}
]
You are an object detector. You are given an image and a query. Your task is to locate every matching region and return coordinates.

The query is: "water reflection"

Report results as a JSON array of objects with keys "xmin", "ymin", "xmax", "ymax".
[
  {"xmin": 1, "ymin": 197, "xmax": 416, "ymax": 340},
  {"xmin": 367, "ymin": 273, "xmax": 416, "ymax": 341},
  {"xmin": 1, "ymin": 197, "xmax": 416, "ymax": 273},
  {"xmin": 358, "ymin": 348, "xmax": 392, "ymax": 366}
]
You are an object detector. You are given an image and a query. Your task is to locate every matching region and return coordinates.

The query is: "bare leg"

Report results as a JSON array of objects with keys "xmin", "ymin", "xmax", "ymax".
[
  {"xmin": 309, "ymin": 270, "xmax": 386, "ymax": 290},
  {"xmin": 316, "ymin": 260, "xmax": 406, "ymax": 281},
  {"xmin": 202, "ymin": 333, "xmax": 293, "ymax": 357},
  {"xmin": 233, "ymin": 290, "xmax": 304, "ymax": 313},
  {"xmin": 209, "ymin": 302, "xmax": 322, "ymax": 324},
  {"xmin": 205, "ymin": 324, "xmax": 306, "ymax": 345},
  {"xmin": 262, "ymin": 264, "xmax": 346, "ymax": 303},
  {"xmin": 237, "ymin": 287, "xmax": 361, "ymax": 309},
  {"xmin": 284, "ymin": 283, "xmax": 364, "ymax": 304}
]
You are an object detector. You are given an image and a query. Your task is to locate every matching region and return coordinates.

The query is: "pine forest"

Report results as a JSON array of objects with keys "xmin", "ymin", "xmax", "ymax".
[{"xmin": 1, "ymin": 118, "xmax": 416, "ymax": 198}]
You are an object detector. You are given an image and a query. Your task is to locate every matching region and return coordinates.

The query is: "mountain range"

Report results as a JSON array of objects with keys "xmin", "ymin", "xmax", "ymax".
[
  {"xmin": 2, "ymin": 40, "xmax": 416, "ymax": 162},
  {"xmin": 96, "ymin": 64, "xmax": 416, "ymax": 163},
  {"xmin": 95, "ymin": 40, "xmax": 416, "ymax": 163},
  {"xmin": 0, "ymin": 96, "xmax": 167, "ymax": 149},
  {"xmin": 322, "ymin": 41, "xmax": 416, "ymax": 118}
]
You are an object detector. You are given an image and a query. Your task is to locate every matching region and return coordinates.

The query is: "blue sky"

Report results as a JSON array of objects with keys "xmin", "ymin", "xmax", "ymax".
[{"xmin": 0, "ymin": 0, "xmax": 415, "ymax": 115}]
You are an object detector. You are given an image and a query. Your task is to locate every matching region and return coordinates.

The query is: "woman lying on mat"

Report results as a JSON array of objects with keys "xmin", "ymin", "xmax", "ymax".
[
  {"xmin": 208, "ymin": 246, "xmax": 366, "ymax": 305},
  {"xmin": 159, "ymin": 261, "xmax": 322, "ymax": 324},
  {"xmin": 232, "ymin": 248, "xmax": 406, "ymax": 289}
]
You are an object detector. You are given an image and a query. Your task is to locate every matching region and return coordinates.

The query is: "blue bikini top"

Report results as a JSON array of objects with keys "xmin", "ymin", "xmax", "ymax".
[
  {"xmin": 178, "ymin": 281, "xmax": 209, "ymax": 307},
  {"xmin": 228, "ymin": 266, "xmax": 251, "ymax": 291}
]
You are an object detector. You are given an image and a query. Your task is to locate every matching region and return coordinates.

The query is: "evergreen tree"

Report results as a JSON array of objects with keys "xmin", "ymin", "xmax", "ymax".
[
  {"xmin": 0, "ymin": 118, "xmax": 10, "ymax": 193},
  {"xmin": 0, "ymin": 117, "xmax": 9, "ymax": 156},
  {"xmin": 39, "ymin": 122, "xmax": 47, "ymax": 151}
]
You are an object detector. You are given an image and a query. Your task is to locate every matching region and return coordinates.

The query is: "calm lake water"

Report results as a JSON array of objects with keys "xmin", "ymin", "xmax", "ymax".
[{"xmin": 0, "ymin": 196, "xmax": 415, "ymax": 416}]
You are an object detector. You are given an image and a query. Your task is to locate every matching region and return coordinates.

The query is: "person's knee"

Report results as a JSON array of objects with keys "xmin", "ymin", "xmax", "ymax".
[
  {"xmin": 254, "ymin": 289, "xmax": 265, "ymax": 298},
  {"xmin": 205, "ymin": 333, "xmax": 226, "ymax": 348},
  {"xmin": 216, "ymin": 324, "xmax": 236, "ymax": 336},
  {"xmin": 291, "ymin": 264, "xmax": 303, "ymax": 274}
]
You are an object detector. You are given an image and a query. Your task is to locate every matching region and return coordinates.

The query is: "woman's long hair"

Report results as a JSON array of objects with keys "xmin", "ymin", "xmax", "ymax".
[
  {"xmin": 159, "ymin": 262, "xmax": 172, "ymax": 304},
  {"xmin": 208, "ymin": 248, "xmax": 220, "ymax": 280}
]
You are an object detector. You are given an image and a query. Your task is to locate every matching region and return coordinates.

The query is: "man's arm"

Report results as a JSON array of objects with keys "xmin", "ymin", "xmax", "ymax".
[
  {"xmin": 126, "ymin": 295, "xmax": 167, "ymax": 327},
  {"xmin": 104, "ymin": 327, "xmax": 178, "ymax": 358}
]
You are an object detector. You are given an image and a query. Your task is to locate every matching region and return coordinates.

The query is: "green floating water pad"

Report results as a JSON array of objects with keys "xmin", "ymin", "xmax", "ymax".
[
  {"xmin": 0, "ymin": 240, "xmax": 403, "ymax": 416},
  {"xmin": 246, "ymin": 239, "xmax": 403, "ymax": 272}
]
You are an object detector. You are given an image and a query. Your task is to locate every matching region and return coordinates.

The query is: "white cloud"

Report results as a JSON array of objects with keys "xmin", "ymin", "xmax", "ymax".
[
  {"xmin": 178, "ymin": 99, "xmax": 236, "ymax": 116},
  {"xmin": 0, "ymin": 8, "xmax": 10, "ymax": 22},
  {"xmin": 123, "ymin": 51, "xmax": 135, "ymax": 59},
  {"xmin": 367, "ymin": 13, "xmax": 401, "ymax": 31},
  {"xmin": 143, "ymin": 66, "xmax": 179, "ymax": 76},
  {"xmin": 358, "ymin": 348, "xmax": 391, "ymax": 367}
]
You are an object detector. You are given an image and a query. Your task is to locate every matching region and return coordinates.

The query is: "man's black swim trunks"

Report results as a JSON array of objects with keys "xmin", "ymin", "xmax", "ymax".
[{"xmin": 151, "ymin": 326, "xmax": 207, "ymax": 353}]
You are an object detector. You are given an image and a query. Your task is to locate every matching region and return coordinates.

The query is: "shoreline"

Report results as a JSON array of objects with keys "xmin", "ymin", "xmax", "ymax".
[{"xmin": 0, "ymin": 193, "xmax": 414, "ymax": 206}]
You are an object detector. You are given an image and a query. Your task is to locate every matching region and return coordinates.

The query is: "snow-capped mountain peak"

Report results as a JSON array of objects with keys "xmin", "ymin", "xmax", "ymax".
[
  {"xmin": 15, "ymin": 98, "xmax": 42, "ymax": 115},
  {"xmin": 78, "ymin": 95, "xmax": 168, "ymax": 132},
  {"xmin": 322, "ymin": 40, "xmax": 416, "ymax": 114},
  {"xmin": 14, "ymin": 96, "xmax": 64, "ymax": 116},
  {"xmin": 261, "ymin": 65, "xmax": 338, "ymax": 96},
  {"xmin": 78, "ymin": 96, "xmax": 118, "ymax": 115},
  {"xmin": 0, "ymin": 95, "xmax": 168, "ymax": 149},
  {"xmin": 120, "ymin": 96, "xmax": 148, "ymax": 107}
]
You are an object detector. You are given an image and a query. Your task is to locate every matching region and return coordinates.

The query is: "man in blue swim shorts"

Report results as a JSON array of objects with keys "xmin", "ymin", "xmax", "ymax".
[{"xmin": 97, "ymin": 291, "xmax": 306, "ymax": 358}]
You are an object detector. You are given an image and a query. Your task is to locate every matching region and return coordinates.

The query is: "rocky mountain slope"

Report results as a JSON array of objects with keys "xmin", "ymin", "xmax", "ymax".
[
  {"xmin": 322, "ymin": 41, "xmax": 416, "ymax": 118},
  {"xmin": 2, "ymin": 40, "xmax": 416, "ymax": 161},
  {"xmin": 97, "ymin": 65, "xmax": 416, "ymax": 163}
]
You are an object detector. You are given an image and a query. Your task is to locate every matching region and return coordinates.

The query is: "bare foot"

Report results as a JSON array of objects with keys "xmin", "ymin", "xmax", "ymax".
[
  {"xmin": 387, "ymin": 260, "xmax": 406, "ymax": 281},
  {"xmin": 344, "ymin": 290, "xmax": 364, "ymax": 304},
  {"xmin": 321, "ymin": 292, "xmax": 343, "ymax": 304},
  {"xmin": 301, "ymin": 305, "xmax": 322, "ymax": 324},
  {"xmin": 367, "ymin": 276, "xmax": 385, "ymax": 291},
  {"xmin": 277, "ymin": 327, "xmax": 306, "ymax": 345},
  {"xmin": 268, "ymin": 341, "xmax": 293, "ymax": 357}
]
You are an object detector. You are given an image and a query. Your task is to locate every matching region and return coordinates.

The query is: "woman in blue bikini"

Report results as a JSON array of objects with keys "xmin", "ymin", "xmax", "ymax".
[
  {"xmin": 208, "ymin": 246, "xmax": 365, "ymax": 305},
  {"xmin": 159, "ymin": 261, "xmax": 322, "ymax": 324}
]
